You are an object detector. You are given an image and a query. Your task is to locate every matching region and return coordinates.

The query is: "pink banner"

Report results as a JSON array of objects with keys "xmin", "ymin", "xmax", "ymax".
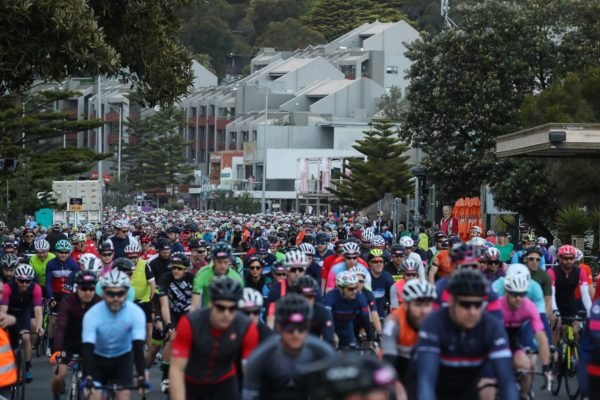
[{"xmin": 321, "ymin": 157, "xmax": 331, "ymax": 193}]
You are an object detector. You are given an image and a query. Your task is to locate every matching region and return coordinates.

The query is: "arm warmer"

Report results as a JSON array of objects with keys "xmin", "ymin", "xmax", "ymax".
[
  {"xmin": 132, "ymin": 340, "xmax": 146, "ymax": 377},
  {"xmin": 416, "ymin": 351, "xmax": 440, "ymax": 400},
  {"xmin": 581, "ymin": 283, "xmax": 592, "ymax": 315},
  {"xmin": 81, "ymin": 343, "xmax": 95, "ymax": 378}
]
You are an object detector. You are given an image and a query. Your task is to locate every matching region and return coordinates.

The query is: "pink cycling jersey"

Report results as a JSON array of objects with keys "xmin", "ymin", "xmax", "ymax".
[{"xmin": 498, "ymin": 296, "xmax": 543, "ymax": 333}]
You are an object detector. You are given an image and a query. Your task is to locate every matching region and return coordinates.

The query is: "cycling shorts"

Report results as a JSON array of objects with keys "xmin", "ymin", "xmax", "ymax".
[
  {"xmin": 185, "ymin": 376, "xmax": 239, "ymax": 400},
  {"xmin": 88, "ymin": 352, "xmax": 133, "ymax": 386},
  {"xmin": 49, "ymin": 294, "xmax": 64, "ymax": 315}
]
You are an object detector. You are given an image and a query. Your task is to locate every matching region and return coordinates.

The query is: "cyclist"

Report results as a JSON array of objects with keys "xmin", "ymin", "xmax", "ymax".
[
  {"xmin": 1, "ymin": 264, "xmax": 43, "ymax": 382},
  {"xmin": 499, "ymin": 273, "xmax": 551, "ymax": 399},
  {"xmin": 238, "ymin": 288, "xmax": 273, "ymax": 341},
  {"xmin": 191, "ymin": 242, "xmax": 243, "ymax": 310},
  {"xmin": 399, "ymin": 236, "xmax": 425, "ymax": 280},
  {"xmin": 350, "ymin": 266, "xmax": 382, "ymax": 338},
  {"xmin": 110, "ymin": 219, "xmax": 135, "ymax": 258},
  {"xmin": 512, "ymin": 234, "xmax": 546, "ymax": 270},
  {"xmin": 242, "ymin": 294, "xmax": 334, "ymax": 400},
  {"xmin": 414, "ymin": 269, "xmax": 518, "ymax": 400},
  {"xmin": 46, "ymin": 224, "xmax": 67, "ymax": 252},
  {"xmin": 313, "ymin": 232, "xmax": 334, "ymax": 267},
  {"xmin": 298, "ymin": 243, "xmax": 322, "ymax": 288},
  {"xmin": 382, "ymin": 279, "xmax": 436, "ymax": 383},
  {"xmin": 82, "ymin": 269, "xmax": 146, "ymax": 400},
  {"xmin": 45, "ymin": 239, "xmax": 79, "ymax": 356},
  {"xmin": 289, "ymin": 275, "xmax": 335, "ymax": 346},
  {"xmin": 18, "ymin": 228, "xmax": 36, "ymax": 260},
  {"xmin": 167, "ymin": 226, "xmax": 185, "ymax": 253},
  {"xmin": 321, "ymin": 240, "xmax": 346, "ymax": 293},
  {"xmin": 243, "ymin": 255, "xmax": 270, "ymax": 300},
  {"xmin": 0, "ymin": 254, "xmax": 19, "ymax": 283},
  {"xmin": 0, "ymin": 277, "xmax": 16, "ymax": 397},
  {"xmin": 368, "ymin": 248, "xmax": 394, "ymax": 318},
  {"xmin": 384, "ymin": 244, "xmax": 406, "ymax": 282},
  {"xmin": 548, "ymin": 244, "xmax": 591, "ymax": 340},
  {"xmin": 326, "ymin": 241, "xmax": 371, "ymax": 293},
  {"xmin": 29, "ymin": 239, "xmax": 55, "ymax": 296},
  {"xmin": 155, "ymin": 252, "xmax": 194, "ymax": 394},
  {"xmin": 267, "ymin": 234, "xmax": 285, "ymax": 263},
  {"xmin": 97, "ymin": 241, "xmax": 115, "ymax": 277},
  {"xmin": 50, "ymin": 270, "xmax": 101, "ymax": 400},
  {"xmin": 124, "ymin": 243, "xmax": 155, "ymax": 346},
  {"xmin": 580, "ymin": 295, "xmax": 600, "ymax": 398},
  {"xmin": 575, "ymin": 248, "xmax": 595, "ymax": 309},
  {"xmin": 148, "ymin": 238, "xmax": 172, "ymax": 284},
  {"xmin": 389, "ymin": 258, "xmax": 421, "ymax": 310},
  {"xmin": 170, "ymin": 278, "xmax": 259, "ymax": 400},
  {"xmin": 188, "ymin": 239, "xmax": 209, "ymax": 273},
  {"xmin": 480, "ymin": 247, "xmax": 505, "ymax": 282},
  {"xmin": 324, "ymin": 270, "xmax": 374, "ymax": 348}
]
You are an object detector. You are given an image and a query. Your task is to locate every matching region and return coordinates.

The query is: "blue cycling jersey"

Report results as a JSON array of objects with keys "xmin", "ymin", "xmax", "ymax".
[
  {"xmin": 82, "ymin": 300, "xmax": 146, "ymax": 357},
  {"xmin": 324, "ymin": 289, "xmax": 370, "ymax": 347},
  {"xmin": 370, "ymin": 271, "xmax": 394, "ymax": 317},
  {"xmin": 492, "ymin": 277, "xmax": 546, "ymax": 314}
]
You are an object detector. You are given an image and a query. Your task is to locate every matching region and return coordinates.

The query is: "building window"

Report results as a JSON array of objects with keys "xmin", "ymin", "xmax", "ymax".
[
  {"xmin": 386, "ymin": 66, "xmax": 398, "ymax": 75},
  {"xmin": 252, "ymin": 130, "xmax": 257, "ymax": 141}
]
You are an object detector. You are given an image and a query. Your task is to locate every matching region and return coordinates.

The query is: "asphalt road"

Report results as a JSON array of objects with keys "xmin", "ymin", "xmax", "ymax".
[{"xmin": 22, "ymin": 352, "xmax": 576, "ymax": 399}]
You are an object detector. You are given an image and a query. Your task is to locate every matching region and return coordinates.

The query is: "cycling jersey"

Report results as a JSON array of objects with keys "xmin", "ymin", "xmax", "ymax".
[
  {"xmin": 29, "ymin": 252, "xmax": 56, "ymax": 287},
  {"xmin": 326, "ymin": 262, "xmax": 371, "ymax": 291},
  {"xmin": 242, "ymin": 334, "xmax": 334, "ymax": 400},
  {"xmin": 148, "ymin": 255, "xmax": 170, "ymax": 282},
  {"xmin": 415, "ymin": 308, "xmax": 518, "ymax": 400},
  {"xmin": 580, "ymin": 299, "xmax": 600, "ymax": 395},
  {"xmin": 131, "ymin": 258, "xmax": 154, "ymax": 302},
  {"xmin": 54, "ymin": 292, "xmax": 101, "ymax": 353},
  {"xmin": 45, "ymin": 257, "xmax": 79, "ymax": 299},
  {"xmin": 384, "ymin": 261, "xmax": 405, "ymax": 282},
  {"xmin": 547, "ymin": 265, "xmax": 591, "ymax": 317},
  {"xmin": 82, "ymin": 301, "xmax": 146, "ymax": 357},
  {"xmin": 310, "ymin": 303, "xmax": 335, "ymax": 346},
  {"xmin": 323, "ymin": 288, "xmax": 372, "ymax": 347},
  {"xmin": 192, "ymin": 266, "xmax": 244, "ymax": 308},
  {"xmin": 436, "ymin": 276, "xmax": 502, "ymax": 319},
  {"xmin": 1, "ymin": 281, "xmax": 43, "ymax": 315},
  {"xmin": 313, "ymin": 249, "xmax": 334, "ymax": 267},
  {"xmin": 109, "ymin": 235, "xmax": 134, "ymax": 258},
  {"xmin": 370, "ymin": 270, "xmax": 394, "ymax": 316},
  {"xmin": 390, "ymin": 279, "xmax": 406, "ymax": 309},
  {"xmin": 157, "ymin": 272, "xmax": 193, "ymax": 321},
  {"xmin": 381, "ymin": 305, "xmax": 419, "ymax": 380},
  {"xmin": 492, "ymin": 277, "xmax": 546, "ymax": 314},
  {"xmin": 498, "ymin": 296, "xmax": 544, "ymax": 352}
]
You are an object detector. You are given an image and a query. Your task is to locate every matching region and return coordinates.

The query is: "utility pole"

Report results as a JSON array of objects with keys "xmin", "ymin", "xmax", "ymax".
[{"xmin": 441, "ymin": 0, "xmax": 459, "ymax": 29}]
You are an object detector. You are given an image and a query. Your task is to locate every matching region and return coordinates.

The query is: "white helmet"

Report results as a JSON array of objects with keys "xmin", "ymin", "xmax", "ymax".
[
  {"xmin": 124, "ymin": 243, "xmax": 141, "ymax": 254},
  {"xmin": 537, "ymin": 236, "xmax": 548, "ymax": 246},
  {"xmin": 113, "ymin": 219, "xmax": 129, "ymax": 230},
  {"xmin": 506, "ymin": 263, "xmax": 531, "ymax": 280},
  {"xmin": 399, "ymin": 236, "xmax": 414, "ymax": 248},
  {"xmin": 283, "ymin": 249, "xmax": 308, "ymax": 268},
  {"xmin": 71, "ymin": 232, "xmax": 86, "ymax": 243},
  {"xmin": 361, "ymin": 229, "xmax": 374, "ymax": 242},
  {"xmin": 238, "ymin": 288, "xmax": 263, "ymax": 309},
  {"xmin": 15, "ymin": 264, "xmax": 35, "ymax": 280},
  {"xmin": 468, "ymin": 237, "xmax": 487, "ymax": 248},
  {"xmin": 504, "ymin": 273, "xmax": 530, "ymax": 293},
  {"xmin": 402, "ymin": 279, "xmax": 437, "ymax": 302},
  {"xmin": 470, "ymin": 226, "xmax": 483, "ymax": 236},
  {"xmin": 342, "ymin": 242, "xmax": 361, "ymax": 255},
  {"xmin": 371, "ymin": 235, "xmax": 385, "ymax": 247},
  {"xmin": 82, "ymin": 223, "xmax": 95, "ymax": 234},
  {"xmin": 34, "ymin": 239, "xmax": 50, "ymax": 252},
  {"xmin": 336, "ymin": 270, "xmax": 359, "ymax": 287},
  {"xmin": 79, "ymin": 253, "xmax": 103, "ymax": 273},
  {"xmin": 99, "ymin": 269, "xmax": 131, "ymax": 289},
  {"xmin": 349, "ymin": 266, "xmax": 367, "ymax": 280},
  {"xmin": 299, "ymin": 243, "xmax": 316, "ymax": 256}
]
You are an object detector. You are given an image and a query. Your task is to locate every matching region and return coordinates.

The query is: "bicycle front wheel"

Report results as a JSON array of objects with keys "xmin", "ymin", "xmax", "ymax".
[
  {"xmin": 11, "ymin": 348, "xmax": 25, "ymax": 400},
  {"xmin": 550, "ymin": 348, "xmax": 563, "ymax": 396},
  {"xmin": 563, "ymin": 344, "xmax": 580, "ymax": 400}
]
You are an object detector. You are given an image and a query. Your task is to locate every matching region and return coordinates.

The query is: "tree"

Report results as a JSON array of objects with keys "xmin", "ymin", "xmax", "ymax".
[
  {"xmin": 328, "ymin": 119, "xmax": 413, "ymax": 209},
  {"xmin": 0, "ymin": 0, "xmax": 193, "ymax": 105},
  {"xmin": 256, "ymin": 19, "xmax": 325, "ymax": 51},
  {"xmin": 377, "ymin": 86, "xmax": 408, "ymax": 122},
  {"xmin": 305, "ymin": 0, "xmax": 408, "ymax": 42}
]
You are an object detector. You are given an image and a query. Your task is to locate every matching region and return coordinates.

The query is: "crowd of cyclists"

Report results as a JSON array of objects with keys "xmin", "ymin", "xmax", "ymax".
[{"xmin": 0, "ymin": 209, "xmax": 598, "ymax": 399}]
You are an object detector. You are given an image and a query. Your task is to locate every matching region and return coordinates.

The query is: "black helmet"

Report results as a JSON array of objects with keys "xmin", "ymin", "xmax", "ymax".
[
  {"xmin": 209, "ymin": 277, "xmax": 242, "ymax": 302},
  {"xmin": 305, "ymin": 354, "xmax": 397, "ymax": 400},
  {"xmin": 302, "ymin": 234, "xmax": 316, "ymax": 245},
  {"xmin": 244, "ymin": 254, "xmax": 264, "ymax": 267},
  {"xmin": 450, "ymin": 243, "xmax": 482, "ymax": 266},
  {"xmin": 275, "ymin": 293, "xmax": 312, "ymax": 325},
  {"xmin": 290, "ymin": 275, "xmax": 319, "ymax": 296},
  {"xmin": 315, "ymin": 232, "xmax": 331, "ymax": 244},
  {"xmin": 447, "ymin": 269, "xmax": 488, "ymax": 297},
  {"xmin": 267, "ymin": 234, "xmax": 279, "ymax": 245},
  {"xmin": 156, "ymin": 238, "xmax": 172, "ymax": 252},
  {"xmin": 113, "ymin": 257, "xmax": 136, "ymax": 273},
  {"xmin": 98, "ymin": 241, "xmax": 114, "ymax": 253},
  {"xmin": 433, "ymin": 231, "xmax": 447, "ymax": 241},
  {"xmin": 0, "ymin": 254, "xmax": 19, "ymax": 269},
  {"xmin": 170, "ymin": 252, "xmax": 190, "ymax": 268},
  {"xmin": 254, "ymin": 237, "xmax": 269, "ymax": 255},
  {"xmin": 75, "ymin": 270, "xmax": 98, "ymax": 287},
  {"xmin": 523, "ymin": 246, "xmax": 542, "ymax": 257},
  {"xmin": 183, "ymin": 223, "xmax": 197, "ymax": 232},
  {"xmin": 188, "ymin": 238, "xmax": 201, "ymax": 249},
  {"xmin": 212, "ymin": 242, "xmax": 232, "ymax": 259}
]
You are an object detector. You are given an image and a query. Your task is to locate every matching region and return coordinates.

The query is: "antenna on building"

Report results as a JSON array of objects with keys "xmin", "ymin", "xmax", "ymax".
[{"xmin": 441, "ymin": 0, "xmax": 459, "ymax": 29}]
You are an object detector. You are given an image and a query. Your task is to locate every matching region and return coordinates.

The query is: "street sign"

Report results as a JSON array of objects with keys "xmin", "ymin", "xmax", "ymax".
[{"xmin": 69, "ymin": 198, "xmax": 84, "ymax": 211}]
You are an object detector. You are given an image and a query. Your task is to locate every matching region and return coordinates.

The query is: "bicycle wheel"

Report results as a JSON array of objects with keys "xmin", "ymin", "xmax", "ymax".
[
  {"xmin": 11, "ymin": 348, "xmax": 25, "ymax": 400},
  {"xmin": 550, "ymin": 347, "xmax": 563, "ymax": 396},
  {"xmin": 65, "ymin": 369, "xmax": 81, "ymax": 400},
  {"xmin": 563, "ymin": 343, "xmax": 580, "ymax": 400}
]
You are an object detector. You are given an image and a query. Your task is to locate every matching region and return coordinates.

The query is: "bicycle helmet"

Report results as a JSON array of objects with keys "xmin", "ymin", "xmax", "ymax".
[
  {"xmin": 275, "ymin": 293, "xmax": 312, "ymax": 325},
  {"xmin": 212, "ymin": 242, "xmax": 232, "ymax": 259},
  {"xmin": 400, "ymin": 257, "xmax": 420, "ymax": 273},
  {"xmin": 519, "ymin": 223, "xmax": 530, "ymax": 231},
  {"xmin": 82, "ymin": 223, "xmax": 95, "ymax": 234},
  {"xmin": 370, "ymin": 235, "xmax": 385, "ymax": 247},
  {"xmin": 336, "ymin": 270, "xmax": 359, "ymax": 287},
  {"xmin": 306, "ymin": 354, "xmax": 397, "ymax": 400},
  {"xmin": 557, "ymin": 244, "xmax": 577, "ymax": 257},
  {"xmin": 209, "ymin": 277, "xmax": 243, "ymax": 302},
  {"xmin": 15, "ymin": 264, "xmax": 35, "ymax": 280},
  {"xmin": 433, "ymin": 231, "xmax": 447, "ymax": 241},
  {"xmin": 468, "ymin": 237, "xmax": 488, "ymax": 248},
  {"xmin": 482, "ymin": 247, "xmax": 501, "ymax": 262},
  {"xmin": 506, "ymin": 263, "xmax": 531, "ymax": 279},
  {"xmin": 290, "ymin": 275, "xmax": 319, "ymax": 296},
  {"xmin": 316, "ymin": 232, "xmax": 331, "ymax": 244},
  {"xmin": 113, "ymin": 257, "xmax": 136, "ymax": 273},
  {"xmin": 170, "ymin": 252, "xmax": 190, "ymax": 268},
  {"xmin": 361, "ymin": 229, "xmax": 374, "ymax": 243},
  {"xmin": 124, "ymin": 243, "xmax": 141, "ymax": 254},
  {"xmin": 575, "ymin": 248, "xmax": 584, "ymax": 262},
  {"xmin": 244, "ymin": 254, "xmax": 265, "ymax": 267},
  {"xmin": 0, "ymin": 254, "xmax": 19, "ymax": 269},
  {"xmin": 447, "ymin": 269, "xmax": 487, "ymax": 297},
  {"xmin": 349, "ymin": 266, "xmax": 367, "ymax": 280},
  {"xmin": 71, "ymin": 233, "xmax": 86, "ymax": 243},
  {"xmin": 34, "ymin": 239, "xmax": 50, "ymax": 252},
  {"xmin": 368, "ymin": 248, "xmax": 384, "ymax": 261},
  {"xmin": 51, "ymin": 223, "xmax": 62, "ymax": 231},
  {"xmin": 399, "ymin": 236, "xmax": 414, "ymax": 248},
  {"xmin": 254, "ymin": 237, "xmax": 269, "ymax": 255},
  {"xmin": 55, "ymin": 239, "xmax": 72, "ymax": 253},
  {"xmin": 267, "ymin": 234, "xmax": 279, "ymax": 245},
  {"xmin": 342, "ymin": 242, "xmax": 360, "ymax": 256},
  {"xmin": 113, "ymin": 219, "xmax": 129, "ymax": 230},
  {"xmin": 390, "ymin": 245, "xmax": 405, "ymax": 257},
  {"xmin": 283, "ymin": 249, "xmax": 308, "ymax": 268},
  {"xmin": 537, "ymin": 236, "xmax": 548, "ymax": 246},
  {"xmin": 504, "ymin": 273, "xmax": 529, "ymax": 293},
  {"xmin": 75, "ymin": 270, "xmax": 98, "ymax": 287},
  {"xmin": 99, "ymin": 269, "xmax": 131, "ymax": 289},
  {"xmin": 402, "ymin": 279, "xmax": 437, "ymax": 302},
  {"xmin": 299, "ymin": 243, "xmax": 316, "ymax": 256},
  {"xmin": 238, "ymin": 287, "xmax": 263, "ymax": 310},
  {"xmin": 79, "ymin": 253, "xmax": 102, "ymax": 273},
  {"xmin": 523, "ymin": 246, "xmax": 542, "ymax": 258},
  {"xmin": 302, "ymin": 234, "xmax": 316, "ymax": 245},
  {"xmin": 522, "ymin": 233, "xmax": 536, "ymax": 243},
  {"xmin": 450, "ymin": 243, "xmax": 482, "ymax": 267},
  {"xmin": 469, "ymin": 226, "xmax": 482, "ymax": 237},
  {"xmin": 98, "ymin": 241, "xmax": 114, "ymax": 253}
]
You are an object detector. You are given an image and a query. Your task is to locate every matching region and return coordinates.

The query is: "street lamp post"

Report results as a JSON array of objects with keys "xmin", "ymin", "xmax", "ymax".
[
  {"xmin": 107, "ymin": 103, "xmax": 123, "ymax": 181},
  {"xmin": 410, "ymin": 163, "xmax": 426, "ymax": 230},
  {"xmin": 261, "ymin": 89, "xmax": 268, "ymax": 213}
]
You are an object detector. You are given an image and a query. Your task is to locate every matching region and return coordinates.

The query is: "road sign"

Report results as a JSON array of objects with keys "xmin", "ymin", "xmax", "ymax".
[{"xmin": 69, "ymin": 198, "xmax": 84, "ymax": 211}]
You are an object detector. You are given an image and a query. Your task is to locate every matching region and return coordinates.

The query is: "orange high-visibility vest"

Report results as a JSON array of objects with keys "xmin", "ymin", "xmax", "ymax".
[{"xmin": 0, "ymin": 327, "xmax": 16, "ymax": 387}]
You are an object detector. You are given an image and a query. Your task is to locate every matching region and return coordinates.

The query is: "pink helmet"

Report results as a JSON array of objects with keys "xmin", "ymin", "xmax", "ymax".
[{"xmin": 557, "ymin": 245, "xmax": 577, "ymax": 257}]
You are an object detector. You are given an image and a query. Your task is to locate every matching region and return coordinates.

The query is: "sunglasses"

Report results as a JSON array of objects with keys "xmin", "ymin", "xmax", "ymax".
[
  {"xmin": 24, "ymin": 235, "xmax": 34, "ymax": 238},
  {"xmin": 560, "ymin": 256, "xmax": 574, "ymax": 261},
  {"xmin": 243, "ymin": 309, "xmax": 260, "ymax": 316},
  {"xmin": 119, "ymin": 230, "xmax": 129, "ymax": 233},
  {"xmin": 526, "ymin": 257, "xmax": 541, "ymax": 262},
  {"xmin": 78, "ymin": 286, "xmax": 95, "ymax": 292},
  {"xmin": 17, "ymin": 279, "xmax": 32, "ymax": 284},
  {"xmin": 370, "ymin": 259, "xmax": 384, "ymax": 264},
  {"xmin": 288, "ymin": 268, "xmax": 305, "ymax": 273},
  {"xmin": 183, "ymin": 231, "xmax": 192, "ymax": 234},
  {"xmin": 404, "ymin": 273, "xmax": 418, "ymax": 278},
  {"xmin": 214, "ymin": 303, "xmax": 237, "ymax": 314},
  {"xmin": 101, "ymin": 253, "xmax": 113, "ymax": 257},
  {"xmin": 58, "ymin": 251, "xmax": 70, "ymax": 255},
  {"xmin": 197, "ymin": 250, "xmax": 207, "ymax": 253},
  {"xmin": 345, "ymin": 256, "xmax": 358, "ymax": 260},
  {"xmin": 317, "ymin": 242, "xmax": 328, "ymax": 246},
  {"xmin": 507, "ymin": 292, "xmax": 526, "ymax": 298},
  {"xmin": 457, "ymin": 300, "xmax": 485, "ymax": 309},
  {"xmin": 171, "ymin": 266, "xmax": 187, "ymax": 271},
  {"xmin": 344, "ymin": 286, "xmax": 358, "ymax": 292},
  {"xmin": 485, "ymin": 260, "xmax": 501, "ymax": 265},
  {"xmin": 282, "ymin": 323, "xmax": 309, "ymax": 334},
  {"xmin": 358, "ymin": 279, "xmax": 366, "ymax": 284},
  {"xmin": 274, "ymin": 272, "xmax": 287, "ymax": 277},
  {"xmin": 249, "ymin": 266, "xmax": 263, "ymax": 271},
  {"xmin": 105, "ymin": 290, "xmax": 127, "ymax": 298}
]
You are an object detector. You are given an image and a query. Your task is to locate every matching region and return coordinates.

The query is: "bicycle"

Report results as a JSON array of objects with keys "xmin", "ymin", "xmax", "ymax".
[
  {"xmin": 54, "ymin": 354, "xmax": 83, "ymax": 400},
  {"xmin": 82, "ymin": 381, "xmax": 147, "ymax": 400},
  {"xmin": 34, "ymin": 299, "xmax": 50, "ymax": 358},
  {"xmin": 10, "ymin": 331, "xmax": 36, "ymax": 400},
  {"xmin": 550, "ymin": 314, "xmax": 585, "ymax": 399}
]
